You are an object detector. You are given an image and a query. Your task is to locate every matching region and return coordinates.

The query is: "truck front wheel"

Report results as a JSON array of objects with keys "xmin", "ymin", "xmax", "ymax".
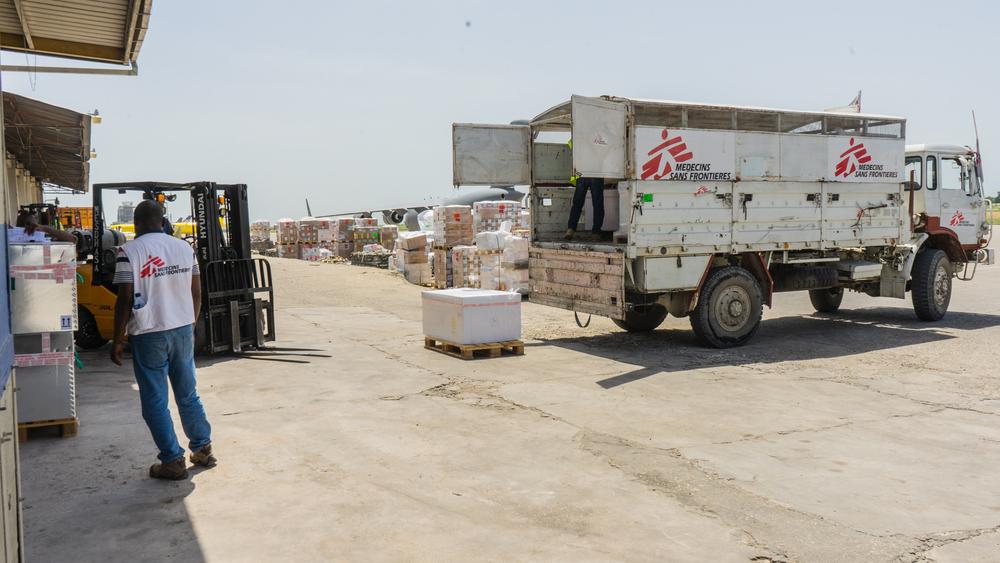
[
  {"xmin": 690, "ymin": 267, "xmax": 763, "ymax": 348},
  {"xmin": 612, "ymin": 305, "xmax": 668, "ymax": 332},
  {"xmin": 809, "ymin": 287, "xmax": 844, "ymax": 313},
  {"xmin": 911, "ymin": 249, "xmax": 952, "ymax": 321}
]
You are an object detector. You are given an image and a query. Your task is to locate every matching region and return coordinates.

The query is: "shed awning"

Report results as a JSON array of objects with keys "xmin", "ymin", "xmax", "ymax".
[
  {"xmin": 3, "ymin": 91, "xmax": 90, "ymax": 192},
  {"xmin": 0, "ymin": 0, "xmax": 152, "ymax": 65}
]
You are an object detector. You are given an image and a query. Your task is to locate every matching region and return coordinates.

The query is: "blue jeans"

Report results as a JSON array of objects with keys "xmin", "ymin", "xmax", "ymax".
[
  {"xmin": 130, "ymin": 324, "xmax": 212, "ymax": 463},
  {"xmin": 568, "ymin": 177, "xmax": 605, "ymax": 232}
]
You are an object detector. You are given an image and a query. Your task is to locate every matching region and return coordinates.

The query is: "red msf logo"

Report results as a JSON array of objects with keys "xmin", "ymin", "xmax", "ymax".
[
  {"xmin": 641, "ymin": 129, "xmax": 694, "ymax": 180},
  {"xmin": 949, "ymin": 210, "xmax": 965, "ymax": 227},
  {"xmin": 139, "ymin": 255, "xmax": 165, "ymax": 278},
  {"xmin": 834, "ymin": 137, "xmax": 872, "ymax": 177}
]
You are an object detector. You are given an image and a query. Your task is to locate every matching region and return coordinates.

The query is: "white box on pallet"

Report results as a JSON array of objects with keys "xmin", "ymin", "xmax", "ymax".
[
  {"xmin": 16, "ymin": 363, "xmax": 75, "ymax": 423},
  {"xmin": 422, "ymin": 288, "xmax": 521, "ymax": 345}
]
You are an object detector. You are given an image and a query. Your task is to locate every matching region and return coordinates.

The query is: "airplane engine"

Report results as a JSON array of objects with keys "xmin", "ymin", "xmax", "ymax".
[{"xmin": 382, "ymin": 209, "xmax": 408, "ymax": 225}]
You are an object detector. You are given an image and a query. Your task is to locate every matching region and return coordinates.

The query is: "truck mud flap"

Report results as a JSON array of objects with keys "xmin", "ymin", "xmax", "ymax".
[{"xmin": 528, "ymin": 246, "xmax": 625, "ymax": 320}]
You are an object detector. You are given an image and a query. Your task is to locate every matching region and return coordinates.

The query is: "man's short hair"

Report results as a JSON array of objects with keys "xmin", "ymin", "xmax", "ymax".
[{"xmin": 134, "ymin": 200, "xmax": 164, "ymax": 230}]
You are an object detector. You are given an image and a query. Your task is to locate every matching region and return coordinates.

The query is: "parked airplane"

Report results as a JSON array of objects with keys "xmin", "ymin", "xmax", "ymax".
[{"xmin": 315, "ymin": 185, "xmax": 525, "ymax": 231}]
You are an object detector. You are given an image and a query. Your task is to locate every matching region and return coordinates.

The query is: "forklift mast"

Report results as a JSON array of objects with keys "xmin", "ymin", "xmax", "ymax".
[{"xmin": 91, "ymin": 181, "xmax": 275, "ymax": 354}]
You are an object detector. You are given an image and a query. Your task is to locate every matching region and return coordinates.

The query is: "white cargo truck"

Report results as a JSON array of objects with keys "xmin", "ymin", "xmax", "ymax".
[{"xmin": 452, "ymin": 96, "xmax": 992, "ymax": 347}]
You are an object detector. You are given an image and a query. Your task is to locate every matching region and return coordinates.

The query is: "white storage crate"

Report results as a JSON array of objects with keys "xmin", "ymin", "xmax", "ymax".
[
  {"xmin": 422, "ymin": 288, "xmax": 521, "ymax": 345},
  {"xmin": 16, "ymin": 364, "xmax": 75, "ymax": 423},
  {"xmin": 9, "ymin": 243, "xmax": 78, "ymax": 334}
]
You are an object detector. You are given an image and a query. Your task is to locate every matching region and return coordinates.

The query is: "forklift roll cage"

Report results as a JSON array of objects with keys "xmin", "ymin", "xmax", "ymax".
[{"xmin": 91, "ymin": 181, "xmax": 275, "ymax": 354}]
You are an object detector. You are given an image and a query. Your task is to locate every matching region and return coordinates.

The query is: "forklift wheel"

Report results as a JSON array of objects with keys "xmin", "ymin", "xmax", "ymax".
[{"xmin": 75, "ymin": 307, "xmax": 109, "ymax": 350}]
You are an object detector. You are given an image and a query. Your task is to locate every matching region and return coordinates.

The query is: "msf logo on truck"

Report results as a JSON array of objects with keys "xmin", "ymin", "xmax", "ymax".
[
  {"xmin": 834, "ymin": 137, "xmax": 872, "ymax": 177},
  {"xmin": 834, "ymin": 138, "xmax": 896, "ymax": 179},
  {"xmin": 641, "ymin": 129, "xmax": 694, "ymax": 180}
]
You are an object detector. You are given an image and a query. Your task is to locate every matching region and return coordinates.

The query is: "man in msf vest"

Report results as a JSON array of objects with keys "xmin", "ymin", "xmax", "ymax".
[{"xmin": 110, "ymin": 200, "xmax": 216, "ymax": 480}]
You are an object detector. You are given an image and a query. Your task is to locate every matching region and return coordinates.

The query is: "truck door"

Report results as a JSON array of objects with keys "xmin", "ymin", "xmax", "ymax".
[
  {"xmin": 936, "ymin": 154, "xmax": 980, "ymax": 245},
  {"xmin": 570, "ymin": 95, "xmax": 627, "ymax": 179},
  {"xmin": 452, "ymin": 124, "xmax": 531, "ymax": 186}
]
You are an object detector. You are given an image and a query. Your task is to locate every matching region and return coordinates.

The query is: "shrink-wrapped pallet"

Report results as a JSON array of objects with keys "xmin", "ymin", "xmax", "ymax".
[
  {"xmin": 451, "ymin": 245, "xmax": 480, "ymax": 288},
  {"xmin": 433, "ymin": 205, "xmax": 473, "ymax": 247},
  {"xmin": 380, "ymin": 225, "xmax": 398, "ymax": 252},
  {"xmin": 277, "ymin": 218, "xmax": 298, "ymax": 244},
  {"xmin": 277, "ymin": 243, "xmax": 299, "ymax": 259},
  {"xmin": 335, "ymin": 242, "xmax": 353, "ymax": 258},
  {"xmin": 353, "ymin": 226, "xmax": 381, "ymax": 252},
  {"xmin": 298, "ymin": 217, "xmax": 319, "ymax": 243},
  {"xmin": 355, "ymin": 217, "xmax": 378, "ymax": 228},
  {"xmin": 334, "ymin": 218, "xmax": 356, "ymax": 242},
  {"xmin": 473, "ymin": 201, "xmax": 521, "ymax": 234},
  {"xmin": 432, "ymin": 248, "xmax": 452, "ymax": 289},
  {"xmin": 300, "ymin": 243, "xmax": 334, "ymax": 261},
  {"xmin": 250, "ymin": 220, "xmax": 271, "ymax": 243}
]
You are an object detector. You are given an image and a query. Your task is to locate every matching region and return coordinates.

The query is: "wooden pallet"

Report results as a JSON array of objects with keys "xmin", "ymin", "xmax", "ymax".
[
  {"xmin": 18, "ymin": 418, "xmax": 78, "ymax": 442},
  {"xmin": 424, "ymin": 337, "xmax": 524, "ymax": 360}
]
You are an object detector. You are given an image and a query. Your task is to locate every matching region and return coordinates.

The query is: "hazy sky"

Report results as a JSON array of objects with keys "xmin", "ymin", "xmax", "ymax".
[{"xmin": 1, "ymin": 0, "xmax": 996, "ymax": 220}]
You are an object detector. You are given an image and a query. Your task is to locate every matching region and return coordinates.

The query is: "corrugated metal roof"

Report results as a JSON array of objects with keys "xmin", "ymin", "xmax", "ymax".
[
  {"xmin": 3, "ymin": 91, "xmax": 91, "ymax": 192},
  {"xmin": 0, "ymin": 0, "xmax": 152, "ymax": 65}
]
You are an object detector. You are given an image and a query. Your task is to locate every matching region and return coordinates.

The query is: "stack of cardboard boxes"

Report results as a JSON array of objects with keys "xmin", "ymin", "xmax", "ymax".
[
  {"xmin": 473, "ymin": 201, "xmax": 521, "ymax": 234},
  {"xmin": 353, "ymin": 226, "xmax": 380, "ymax": 253},
  {"xmin": 432, "ymin": 205, "xmax": 474, "ymax": 288},
  {"xmin": 395, "ymin": 232, "xmax": 430, "ymax": 284},
  {"xmin": 380, "ymin": 225, "xmax": 398, "ymax": 253},
  {"xmin": 298, "ymin": 217, "xmax": 335, "ymax": 260},
  {"xmin": 450, "ymin": 245, "xmax": 480, "ymax": 288},
  {"xmin": 334, "ymin": 218, "xmax": 355, "ymax": 258},
  {"xmin": 276, "ymin": 218, "xmax": 299, "ymax": 258}
]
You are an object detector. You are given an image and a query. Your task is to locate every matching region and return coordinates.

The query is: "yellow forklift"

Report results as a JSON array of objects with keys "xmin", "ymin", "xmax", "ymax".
[{"xmin": 75, "ymin": 181, "xmax": 275, "ymax": 354}]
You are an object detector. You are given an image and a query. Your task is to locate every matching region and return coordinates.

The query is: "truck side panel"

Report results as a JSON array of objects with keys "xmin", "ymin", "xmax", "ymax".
[
  {"xmin": 733, "ymin": 181, "xmax": 822, "ymax": 250},
  {"xmin": 629, "ymin": 180, "xmax": 734, "ymax": 254}
]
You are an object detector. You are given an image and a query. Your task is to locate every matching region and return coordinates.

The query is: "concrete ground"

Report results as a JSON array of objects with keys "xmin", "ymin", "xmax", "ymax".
[{"xmin": 19, "ymin": 254, "xmax": 1000, "ymax": 562}]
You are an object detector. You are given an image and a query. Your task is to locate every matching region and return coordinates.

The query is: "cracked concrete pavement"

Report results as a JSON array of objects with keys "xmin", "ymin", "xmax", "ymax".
[{"xmin": 19, "ymin": 255, "xmax": 1000, "ymax": 562}]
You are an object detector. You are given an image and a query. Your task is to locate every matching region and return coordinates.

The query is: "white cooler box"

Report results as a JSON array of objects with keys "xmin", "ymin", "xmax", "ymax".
[{"xmin": 422, "ymin": 288, "xmax": 521, "ymax": 345}]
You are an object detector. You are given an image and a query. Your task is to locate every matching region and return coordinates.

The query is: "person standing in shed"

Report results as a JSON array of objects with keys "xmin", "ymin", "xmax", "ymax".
[{"xmin": 110, "ymin": 200, "xmax": 216, "ymax": 480}]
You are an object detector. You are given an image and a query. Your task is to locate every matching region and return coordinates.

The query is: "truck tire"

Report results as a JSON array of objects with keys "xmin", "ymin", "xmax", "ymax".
[
  {"xmin": 911, "ymin": 249, "xmax": 952, "ymax": 321},
  {"xmin": 75, "ymin": 306, "xmax": 108, "ymax": 350},
  {"xmin": 612, "ymin": 305, "xmax": 668, "ymax": 332},
  {"xmin": 690, "ymin": 267, "xmax": 763, "ymax": 348},
  {"xmin": 809, "ymin": 287, "xmax": 844, "ymax": 313}
]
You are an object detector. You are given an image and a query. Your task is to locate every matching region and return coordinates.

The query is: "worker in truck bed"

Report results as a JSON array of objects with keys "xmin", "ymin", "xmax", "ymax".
[
  {"xmin": 565, "ymin": 138, "xmax": 611, "ymax": 241},
  {"xmin": 110, "ymin": 200, "xmax": 217, "ymax": 480}
]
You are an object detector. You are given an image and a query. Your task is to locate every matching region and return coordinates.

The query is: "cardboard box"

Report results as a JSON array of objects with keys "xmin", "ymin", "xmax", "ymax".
[{"xmin": 397, "ymin": 231, "xmax": 427, "ymax": 251}]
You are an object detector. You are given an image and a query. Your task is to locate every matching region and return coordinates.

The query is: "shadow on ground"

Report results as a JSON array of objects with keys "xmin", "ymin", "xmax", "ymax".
[
  {"xmin": 21, "ymin": 352, "xmax": 211, "ymax": 562},
  {"xmin": 533, "ymin": 307, "xmax": 1000, "ymax": 389}
]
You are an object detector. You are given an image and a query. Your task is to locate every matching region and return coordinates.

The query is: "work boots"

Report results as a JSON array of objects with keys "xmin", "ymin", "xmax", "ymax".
[
  {"xmin": 149, "ymin": 458, "xmax": 188, "ymax": 481},
  {"xmin": 190, "ymin": 444, "xmax": 217, "ymax": 468}
]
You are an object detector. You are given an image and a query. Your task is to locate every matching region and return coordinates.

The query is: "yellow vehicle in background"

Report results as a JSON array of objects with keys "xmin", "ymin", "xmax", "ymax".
[{"xmin": 57, "ymin": 206, "xmax": 94, "ymax": 230}]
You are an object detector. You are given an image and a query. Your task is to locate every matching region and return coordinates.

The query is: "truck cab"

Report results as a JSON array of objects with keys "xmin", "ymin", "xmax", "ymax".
[{"xmin": 905, "ymin": 144, "xmax": 989, "ymax": 260}]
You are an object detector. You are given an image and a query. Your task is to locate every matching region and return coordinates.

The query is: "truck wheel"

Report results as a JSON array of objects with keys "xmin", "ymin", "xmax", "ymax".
[
  {"xmin": 75, "ymin": 307, "xmax": 108, "ymax": 350},
  {"xmin": 612, "ymin": 305, "xmax": 668, "ymax": 332},
  {"xmin": 689, "ymin": 267, "xmax": 763, "ymax": 348},
  {"xmin": 911, "ymin": 249, "xmax": 952, "ymax": 321},
  {"xmin": 809, "ymin": 287, "xmax": 844, "ymax": 313}
]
